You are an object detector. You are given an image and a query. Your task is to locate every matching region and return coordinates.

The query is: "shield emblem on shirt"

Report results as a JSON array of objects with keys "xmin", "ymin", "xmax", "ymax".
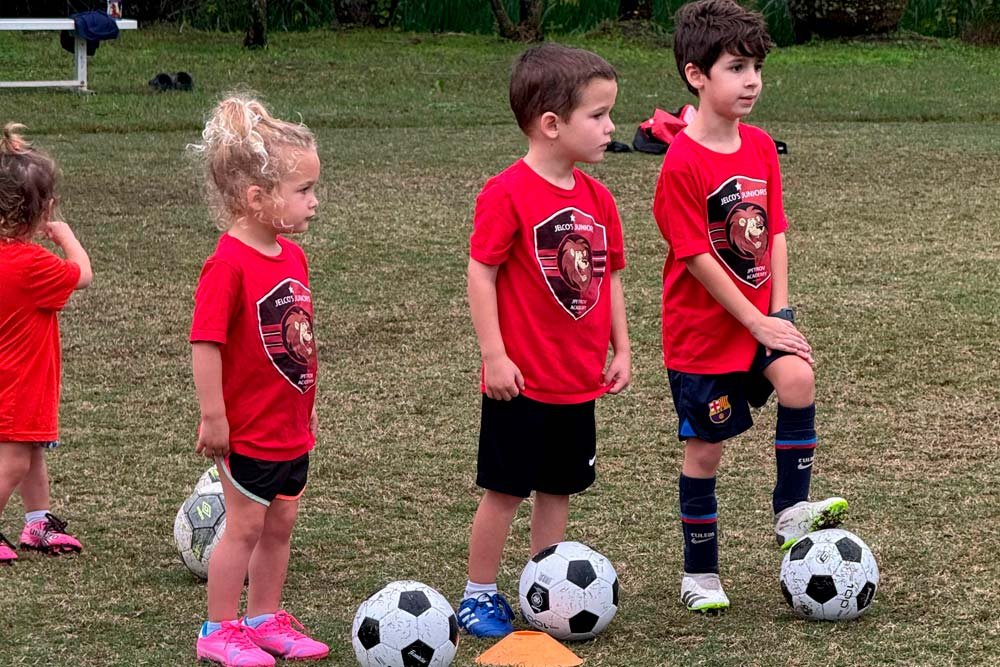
[
  {"xmin": 706, "ymin": 176, "xmax": 772, "ymax": 288},
  {"xmin": 257, "ymin": 279, "xmax": 317, "ymax": 393},
  {"xmin": 534, "ymin": 207, "xmax": 608, "ymax": 320}
]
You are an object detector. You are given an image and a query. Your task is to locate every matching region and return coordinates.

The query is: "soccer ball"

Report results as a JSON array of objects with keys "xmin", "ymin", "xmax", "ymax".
[
  {"xmin": 194, "ymin": 464, "xmax": 221, "ymax": 491},
  {"xmin": 519, "ymin": 541, "xmax": 619, "ymax": 641},
  {"xmin": 173, "ymin": 481, "xmax": 227, "ymax": 580},
  {"xmin": 351, "ymin": 580, "xmax": 459, "ymax": 667},
  {"xmin": 780, "ymin": 528, "xmax": 879, "ymax": 621}
]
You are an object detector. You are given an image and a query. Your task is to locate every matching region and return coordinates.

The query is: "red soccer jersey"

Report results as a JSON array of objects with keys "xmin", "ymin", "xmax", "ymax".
[
  {"xmin": 190, "ymin": 234, "xmax": 318, "ymax": 461},
  {"xmin": 470, "ymin": 159, "xmax": 626, "ymax": 404},
  {"xmin": 0, "ymin": 241, "xmax": 81, "ymax": 441},
  {"xmin": 653, "ymin": 123, "xmax": 788, "ymax": 374}
]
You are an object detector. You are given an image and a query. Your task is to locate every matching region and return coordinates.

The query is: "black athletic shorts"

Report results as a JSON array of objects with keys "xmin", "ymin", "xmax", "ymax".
[
  {"xmin": 668, "ymin": 346, "xmax": 790, "ymax": 443},
  {"xmin": 220, "ymin": 451, "xmax": 309, "ymax": 506},
  {"xmin": 476, "ymin": 394, "xmax": 596, "ymax": 498}
]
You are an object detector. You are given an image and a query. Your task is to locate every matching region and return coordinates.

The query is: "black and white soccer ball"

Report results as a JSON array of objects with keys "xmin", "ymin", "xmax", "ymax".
[
  {"xmin": 351, "ymin": 580, "xmax": 459, "ymax": 667},
  {"xmin": 173, "ymin": 481, "xmax": 226, "ymax": 580},
  {"xmin": 194, "ymin": 464, "xmax": 221, "ymax": 492},
  {"xmin": 780, "ymin": 528, "xmax": 879, "ymax": 621},
  {"xmin": 518, "ymin": 541, "xmax": 619, "ymax": 641}
]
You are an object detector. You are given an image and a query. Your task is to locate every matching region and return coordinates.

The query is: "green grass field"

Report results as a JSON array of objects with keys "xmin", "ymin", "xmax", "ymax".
[{"xmin": 0, "ymin": 26, "xmax": 998, "ymax": 667}]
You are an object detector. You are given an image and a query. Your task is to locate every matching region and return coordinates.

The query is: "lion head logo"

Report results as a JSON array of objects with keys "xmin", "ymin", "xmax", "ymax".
[
  {"xmin": 281, "ymin": 306, "xmax": 315, "ymax": 365},
  {"xmin": 557, "ymin": 233, "xmax": 592, "ymax": 293},
  {"xmin": 727, "ymin": 203, "xmax": 768, "ymax": 261}
]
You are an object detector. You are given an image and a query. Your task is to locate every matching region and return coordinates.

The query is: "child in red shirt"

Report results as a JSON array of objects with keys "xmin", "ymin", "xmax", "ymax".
[
  {"xmin": 654, "ymin": 0, "xmax": 847, "ymax": 613},
  {"xmin": 0, "ymin": 124, "xmax": 92, "ymax": 566},
  {"xmin": 459, "ymin": 43, "xmax": 631, "ymax": 637},
  {"xmin": 189, "ymin": 97, "xmax": 327, "ymax": 667}
]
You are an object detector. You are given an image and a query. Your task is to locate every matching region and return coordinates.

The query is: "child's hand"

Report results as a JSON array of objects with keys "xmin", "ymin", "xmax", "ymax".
[
  {"xmin": 604, "ymin": 350, "xmax": 631, "ymax": 394},
  {"xmin": 310, "ymin": 406, "xmax": 319, "ymax": 438},
  {"xmin": 195, "ymin": 414, "xmax": 230, "ymax": 459},
  {"xmin": 42, "ymin": 220, "xmax": 76, "ymax": 247},
  {"xmin": 749, "ymin": 316, "xmax": 814, "ymax": 364},
  {"xmin": 484, "ymin": 354, "xmax": 525, "ymax": 401}
]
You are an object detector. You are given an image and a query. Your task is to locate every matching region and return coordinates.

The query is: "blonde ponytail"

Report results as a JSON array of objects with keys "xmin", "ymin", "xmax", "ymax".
[{"xmin": 190, "ymin": 95, "xmax": 315, "ymax": 229}]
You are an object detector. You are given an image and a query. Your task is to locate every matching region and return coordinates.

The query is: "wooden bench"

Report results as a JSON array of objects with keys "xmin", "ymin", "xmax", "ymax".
[{"xmin": 0, "ymin": 18, "xmax": 138, "ymax": 92}]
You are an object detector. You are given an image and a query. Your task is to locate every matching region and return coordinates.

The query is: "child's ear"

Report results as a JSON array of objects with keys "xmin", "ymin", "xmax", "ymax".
[
  {"xmin": 246, "ymin": 184, "xmax": 264, "ymax": 212},
  {"xmin": 537, "ymin": 111, "xmax": 561, "ymax": 139},
  {"xmin": 684, "ymin": 62, "xmax": 706, "ymax": 91}
]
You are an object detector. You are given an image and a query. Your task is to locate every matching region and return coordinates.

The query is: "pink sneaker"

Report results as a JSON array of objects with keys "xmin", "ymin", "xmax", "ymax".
[
  {"xmin": 197, "ymin": 620, "xmax": 276, "ymax": 667},
  {"xmin": 0, "ymin": 534, "xmax": 17, "ymax": 565},
  {"xmin": 245, "ymin": 610, "xmax": 329, "ymax": 661},
  {"xmin": 19, "ymin": 513, "xmax": 83, "ymax": 555}
]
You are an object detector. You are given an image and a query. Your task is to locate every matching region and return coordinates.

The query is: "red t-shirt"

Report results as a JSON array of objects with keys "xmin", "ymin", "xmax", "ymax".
[
  {"xmin": 0, "ymin": 241, "xmax": 81, "ymax": 441},
  {"xmin": 470, "ymin": 159, "xmax": 626, "ymax": 404},
  {"xmin": 190, "ymin": 234, "xmax": 318, "ymax": 461},
  {"xmin": 653, "ymin": 123, "xmax": 788, "ymax": 373}
]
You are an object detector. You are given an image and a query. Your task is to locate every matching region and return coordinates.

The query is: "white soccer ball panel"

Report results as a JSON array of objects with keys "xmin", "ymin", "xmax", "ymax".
[
  {"xmin": 593, "ymin": 604, "xmax": 618, "ymax": 636},
  {"xmin": 416, "ymin": 608, "xmax": 450, "ymax": 649},
  {"xmin": 582, "ymin": 577, "xmax": 617, "ymax": 616},
  {"xmin": 533, "ymin": 553, "xmax": 571, "ymax": 588},
  {"xmin": 375, "ymin": 608, "xmax": 420, "ymax": 650},
  {"xmin": 547, "ymin": 579, "xmax": 586, "ymax": 618},
  {"xmin": 519, "ymin": 560, "xmax": 538, "ymax": 598},
  {"xmin": 195, "ymin": 465, "xmax": 221, "ymax": 491},
  {"xmin": 553, "ymin": 541, "xmax": 593, "ymax": 561}
]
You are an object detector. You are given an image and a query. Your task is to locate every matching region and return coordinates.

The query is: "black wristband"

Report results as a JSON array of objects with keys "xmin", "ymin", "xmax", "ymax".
[{"xmin": 770, "ymin": 307, "xmax": 795, "ymax": 323}]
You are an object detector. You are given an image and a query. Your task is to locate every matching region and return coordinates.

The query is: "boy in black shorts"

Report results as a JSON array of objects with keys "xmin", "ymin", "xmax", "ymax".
[
  {"xmin": 654, "ymin": 0, "xmax": 848, "ymax": 613},
  {"xmin": 458, "ymin": 43, "xmax": 631, "ymax": 637}
]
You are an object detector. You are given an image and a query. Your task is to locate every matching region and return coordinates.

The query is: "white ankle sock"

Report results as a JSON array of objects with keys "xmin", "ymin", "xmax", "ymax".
[
  {"xmin": 463, "ymin": 580, "xmax": 498, "ymax": 600},
  {"xmin": 25, "ymin": 510, "xmax": 48, "ymax": 525}
]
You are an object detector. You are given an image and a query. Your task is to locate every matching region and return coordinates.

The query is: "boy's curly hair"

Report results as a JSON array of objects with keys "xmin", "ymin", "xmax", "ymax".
[
  {"xmin": 0, "ymin": 123, "xmax": 59, "ymax": 241},
  {"xmin": 189, "ymin": 95, "xmax": 315, "ymax": 230},
  {"xmin": 673, "ymin": 0, "xmax": 774, "ymax": 96}
]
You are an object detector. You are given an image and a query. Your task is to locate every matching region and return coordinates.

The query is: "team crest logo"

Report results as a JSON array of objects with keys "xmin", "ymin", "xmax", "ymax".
[
  {"xmin": 534, "ymin": 207, "xmax": 608, "ymax": 320},
  {"xmin": 708, "ymin": 396, "xmax": 732, "ymax": 424},
  {"xmin": 707, "ymin": 176, "xmax": 772, "ymax": 288},
  {"xmin": 257, "ymin": 279, "xmax": 317, "ymax": 393}
]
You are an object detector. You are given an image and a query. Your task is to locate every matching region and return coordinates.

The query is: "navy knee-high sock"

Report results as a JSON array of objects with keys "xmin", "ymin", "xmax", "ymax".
[
  {"xmin": 679, "ymin": 474, "xmax": 718, "ymax": 574},
  {"xmin": 773, "ymin": 403, "xmax": 817, "ymax": 515}
]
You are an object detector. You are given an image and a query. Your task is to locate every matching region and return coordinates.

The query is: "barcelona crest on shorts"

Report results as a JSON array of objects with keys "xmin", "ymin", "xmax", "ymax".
[
  {"xmin": 533, "ymin": 207, "xmax": 608, "ymax": 320},
  {"xmin": 708, "ymin": 396, "xmax": 732, "ymax": 424},
  {"xmin": 706, "ymin": 175, "xmax": 772, "ymax": 288},
  {"xmin": 257, "ymin": 278, "xmax": 318, "ymax": 393}
]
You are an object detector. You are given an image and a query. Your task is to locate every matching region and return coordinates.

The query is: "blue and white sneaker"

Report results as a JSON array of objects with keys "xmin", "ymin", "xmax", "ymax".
[{"xmin": 456, "ymin": 593, "xmax": 514, "ymax": 638}]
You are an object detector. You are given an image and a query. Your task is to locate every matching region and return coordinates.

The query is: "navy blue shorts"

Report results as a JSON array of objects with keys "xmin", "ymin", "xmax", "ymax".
[
  {"xmin": 668, "ymin": 346, "xmax": 790, "ymax": 443},
  {"xmin": 219, "ymin": 451, "xmax": 309, "ymax": 506},
  {"xmin": 476, "ymin": 394, "xmax": 596, "ymax": 498}
]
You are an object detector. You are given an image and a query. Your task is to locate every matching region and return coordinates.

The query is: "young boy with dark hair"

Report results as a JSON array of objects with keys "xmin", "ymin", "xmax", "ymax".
[
  {"xmin": 654, "ymin": 0, "xmax": 848, "ymax": 613},
  {"xmin": 458, "ymin": 42, "xmax": 631, "ymax": 638}
]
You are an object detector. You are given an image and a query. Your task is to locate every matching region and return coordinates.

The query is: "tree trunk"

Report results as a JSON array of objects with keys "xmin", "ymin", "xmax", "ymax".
[
  {"xmin": 487, "ymin": 0, "xmax": 546, "ymax": 41},
  {"xmin": 488, "ymin": 0, "xmax": 520, "ymax": 39},
  {"xmin": 244, "ymin": 0, "xmax": 268, "ymax": 49}
]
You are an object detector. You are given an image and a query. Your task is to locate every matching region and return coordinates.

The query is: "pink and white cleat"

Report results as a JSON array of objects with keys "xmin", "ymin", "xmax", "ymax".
[
  {"xmin": 197, "ymin": 620, "xmax": 276, "ymax": 667},
  {"xmin": 19, "ymin": 513, "xmax": 83, "ymax": 555},
  {"xmin": 0, "ymin": 534, "xmax": 17, "ymax": 565},
  {"xmin": 245, "ymin": 610, "xmax": 329, "ymax": 661}
]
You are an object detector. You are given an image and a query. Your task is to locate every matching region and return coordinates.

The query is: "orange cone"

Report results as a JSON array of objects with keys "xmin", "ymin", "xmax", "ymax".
[{"xmin": 475, "ymin": 631, "xmax": 584, "ymax": 667}]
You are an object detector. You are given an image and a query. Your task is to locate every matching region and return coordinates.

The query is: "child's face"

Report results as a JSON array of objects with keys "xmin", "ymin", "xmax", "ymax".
[
  {"xmin": 559, "ymin": 77, "xmax": 618, "ymax": 164},
  {"xmin": 265, "ymin": 147, "xmax": 320, "ymax": 234},
  {"xmin": 698, "ymin": 51, "xmax": 763, "ymax": 120}
]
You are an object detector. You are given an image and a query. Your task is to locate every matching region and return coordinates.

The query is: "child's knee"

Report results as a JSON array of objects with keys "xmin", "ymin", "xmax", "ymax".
[
  {"xmin": 683, "ymin": 440, "xmax": 723, "ymax": 475},
  {"xmin": 772, "ymin": 359, "xmax": 815, "ymax": 406}
]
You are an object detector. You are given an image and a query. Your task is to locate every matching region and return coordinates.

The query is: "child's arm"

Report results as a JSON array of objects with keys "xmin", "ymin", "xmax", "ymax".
[
  {"xmin": 191, "ymin": 342, "xmax": 230, "ymax": 458},
  {"xmin": 684, "ymin": 253, "xmax": 813, "ymax": 364},
  {"xmin": 44, "ymin": 220, "xmax": 92, "ymax": 289},
  {"xmin": 468, "ymin": 257, "xmax": 524, "ymax": 401},
  {"xmin": 603, "ymin": 270, "xmax": 631, "ymax": 394},
  {"xmin": 769, "ymin": 232, "xmax": 789, "ymax": 312}
]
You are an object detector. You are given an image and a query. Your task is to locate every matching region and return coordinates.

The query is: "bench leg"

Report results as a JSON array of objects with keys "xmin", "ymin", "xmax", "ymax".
[{"xmin": 74, "ymin": 36, "xmax": 89, "ymax": 92}]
